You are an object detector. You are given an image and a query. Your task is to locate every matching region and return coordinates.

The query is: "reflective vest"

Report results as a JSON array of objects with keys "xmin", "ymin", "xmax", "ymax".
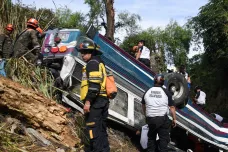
[{"xmin": 80, "ymin": 60, "xmax": 107, "ymax": 101}]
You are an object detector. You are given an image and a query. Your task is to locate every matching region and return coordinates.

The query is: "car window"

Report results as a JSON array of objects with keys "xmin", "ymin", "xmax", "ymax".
[
  {"xmin": 134, "ymin": 98, "xmax": 145, "ymax": 127},
  {"xmin": 58, "ymin": 31, "xmax": 80, "ymax": 43},
  {"xmin": 109, "ymin": 88, "xmax": 128, "ymax": 117}
]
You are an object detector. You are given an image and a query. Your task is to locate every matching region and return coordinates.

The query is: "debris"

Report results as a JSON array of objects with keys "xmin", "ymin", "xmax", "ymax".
[
  {"xmin": 26, "ymin": 128, "xmax": 52, "ymax": 146},
  {"xmin": 56, "ymin": 148, "xmax": 65, "ymax": 152}
]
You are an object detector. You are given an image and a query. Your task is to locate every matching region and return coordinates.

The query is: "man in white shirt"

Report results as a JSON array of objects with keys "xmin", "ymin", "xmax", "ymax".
[
  {"xmin": 136, "ymin": 40, "xmax": 151, "ymax": 68},
  {"xmin": 142, "ymin": 74, "xmax": 176, "ymax": 152},
  {"xmin": 194, "ymin": 86, "xmax": 206, "ymax": 109}
]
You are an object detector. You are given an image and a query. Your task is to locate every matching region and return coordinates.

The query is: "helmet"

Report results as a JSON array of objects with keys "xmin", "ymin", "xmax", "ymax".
[
  {"xmin": 5, "ymin": 24, "xmax": 14, "ymax": 31},
  {"xmin": 77, "ymin": 37, "xmax": 102, "ymax": 55},
  {"xmin": 154, "ymin": 74, "xmax": 165, "ymax": 85},
  {"xmin": 27, "ymin": 18, "xmax": 38, "ymax": 28}
]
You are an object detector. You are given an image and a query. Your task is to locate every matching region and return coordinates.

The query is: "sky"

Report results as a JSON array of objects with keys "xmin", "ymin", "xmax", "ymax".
[{"xmin": 19, "ymin": 0, "xmax": 208, "ymax": 58}]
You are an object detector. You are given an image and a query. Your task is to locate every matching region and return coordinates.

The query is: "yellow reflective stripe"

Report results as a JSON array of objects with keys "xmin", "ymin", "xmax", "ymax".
[
  {"xmin": 86, "ymin": 122, "xmax": 95, "ymax": 126},
  {"xmin": 89, "ymin": 71, "xmax": 103, "ymax": 83},
  {"xmin": 89, "ymin": 79, "xmax": 102, "ymax": 83},
  {"xmin": 99, "ymin": 94, "xmax": 107, "ymax": 97},
  {"xmin": 89, "ymin": 130, "xmax": 93, "ymax": 139}
]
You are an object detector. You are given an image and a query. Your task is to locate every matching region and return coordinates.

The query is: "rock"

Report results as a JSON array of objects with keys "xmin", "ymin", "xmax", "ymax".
[
  {"xmin": 6, "ymin": 117, "xmax": 26, "ymax": 135},
  {"xmin": 71, "ymin": 147, "xmax": 77, "ymax": 152},
  {"xmin": 26, "ymin": 128, "xmax": 52, "ymax": 146},
  {"xmin": 56, "ymin": 148, "xmax": 65, "ymax": 152}
]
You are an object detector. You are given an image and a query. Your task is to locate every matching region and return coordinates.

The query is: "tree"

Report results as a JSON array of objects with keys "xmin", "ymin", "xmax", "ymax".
[
  {"xmin": 162, "ymin": 21, "xmax": 192, "ymax": 67},
  {"xmin": 117, "ymin": 11, "xmax": 141, "ymax": 36},
  {"xmin": 104, "ymin": 0, "xmax": 115, "ymax": 41},
  {"xmin": 187, "ymin": 0, "xmax": 228, "ymax": 113},
  {"xmin": 56, "ymin": 7, "xmax": 86, "ymax": 31},
  {"xmin": 120, "ymin": 21, "xmax": 192, "ymax": 73},
  {"xmin": 0, "ymin": 0, "xmax": 56, "ymax": 37},
  {"xmin": 84, "ymin": 0, "xmax": 105, "ymax": 28},
  {"xmin": 85, "ymin": 0, "xmax": 141, "ymax": 42}
]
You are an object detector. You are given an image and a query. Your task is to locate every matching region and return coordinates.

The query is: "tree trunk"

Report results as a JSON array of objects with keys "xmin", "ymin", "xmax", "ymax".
[
  {"xmin": 0, "ymin": 77, "xmax": 80, "ymax": 147},
  {"xmin": 104, "ymin": 0, "xmax": 115, "ymax": 42}
]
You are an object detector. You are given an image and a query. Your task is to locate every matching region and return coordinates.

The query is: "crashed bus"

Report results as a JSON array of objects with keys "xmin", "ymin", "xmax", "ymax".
[{"xmin": 41, "ymin": 26, "xmax": 228, "ymax": 152}]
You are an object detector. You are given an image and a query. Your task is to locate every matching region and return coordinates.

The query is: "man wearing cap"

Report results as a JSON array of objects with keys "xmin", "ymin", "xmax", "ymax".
[
  {"xmin": 78, "ymin": 37, "xmax": 110, "ymax": 152},
  {"xmin": 0, "ymin": 24, "xmax": 14, "ymax": 59},
  {"xmin": 142, "ymin": 74, "xmax": 177, "ymax": 152}
]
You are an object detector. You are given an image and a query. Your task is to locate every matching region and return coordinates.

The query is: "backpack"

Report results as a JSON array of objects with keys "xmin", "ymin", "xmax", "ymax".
[
  {"xmin": 98, "ymin": 62, "xmax": 118, "ymax": 99},
  {"xmin": 105, "ymin": 71, "xmax": 117, "ymax": 99}
]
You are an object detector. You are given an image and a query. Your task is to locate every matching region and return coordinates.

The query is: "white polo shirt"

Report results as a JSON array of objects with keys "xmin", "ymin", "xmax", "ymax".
[
  {"xmin": 142, "ymin": 86, "xmax": 174, "ymax": 117},
  {"xmin": 195, "ymin": 90, "xmax": 206, "ymax": 105},
  {"xmin": 139, "ymin": 46, "xmax": 150, "ymax": 59}
]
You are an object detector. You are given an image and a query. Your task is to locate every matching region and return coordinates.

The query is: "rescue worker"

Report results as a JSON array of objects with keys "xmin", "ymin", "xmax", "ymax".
[
  {"xmin": 142, "ymin": 74, "xmax": 176, "ymax": 152},
  {"xmin": 193, "ymin": 86, "xmax": 206, "ymax": 109},
  {"xmin": 136, "ymin": 40, "xmax": 151, "ymax": 68},
  {"xmin": 77, "ymin": 37, "xmax": 110, "ymax": 152},
  {"xmin": 13, "ymin": 18, "xmax": 42, "ymax": 63},
  {"xmin": 0, "ymin": 24, "xmax": 14, "ymax": 59}
]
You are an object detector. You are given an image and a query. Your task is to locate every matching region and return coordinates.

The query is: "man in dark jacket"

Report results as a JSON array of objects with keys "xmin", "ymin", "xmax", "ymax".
[
  {"xmin": 13, "ymin": 18, "xmax": 42, "ymax": 63},
  {"xmin": 78, "ymin": 37, "xmax": 110, "ymax": 152},
  {"xmin": 0, "ymin": 24, "xmax": 14, "ymax": 59}
]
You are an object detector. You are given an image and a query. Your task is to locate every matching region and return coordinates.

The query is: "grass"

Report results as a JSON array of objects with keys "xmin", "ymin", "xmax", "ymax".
[
  {"xmin": 0, "ymin": 0, "xmax": 29, "ymax": 37},
  {"xmin": 0, "ymin": 121, "xmax": 31, "ymax": 152},
  {"xmin": 5, "ymin": 58, "xmax": 55, "ymax": 100}
]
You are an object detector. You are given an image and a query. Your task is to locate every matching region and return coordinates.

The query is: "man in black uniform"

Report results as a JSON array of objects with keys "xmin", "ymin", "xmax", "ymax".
[
  {"xmin": 0, "ymin": 24, "xmax": 14, "ymax": 59},
  {"xmin": 142, "ymin": 74, "xmax": 176, "ymax": 152},
  {"xmin": 78, "ymin": 37, "xmax": 110, "ymax": 152}
]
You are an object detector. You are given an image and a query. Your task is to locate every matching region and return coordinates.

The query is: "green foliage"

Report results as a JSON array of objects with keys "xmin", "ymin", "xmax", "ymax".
[
  {"xmin": 121, "ymin": 21, "xmax": 192, "ymax": 72},
  {"xmin": 84, "ymin": 0, "xmax": 105, "ymax": 29},
  {"xmin": 163, "ymin": 21, "xmax": 192, "ymax": 66},
  {"xmin": 84, "ymin": 0, "xmax": 141, "ymax": 40},
  {"xmin": 117, "ymin": 11, "xmax": 141, "ymax": 35},
  {"xmin": 5, "ymin": 59, "xmax": 55, "ymax": 100},
  {"xmin": 188, "ymin": 0, "xmax": 228, "ymax": 112},
  {"xmin": 189, "ymin": 0, "xmax": 228, "ymax": 71},
  {"xmin": 0, "ymin": 0, "xmax": 56, "ymax": 38},
  {"xmin": 56, "ymin": 7, "xmax": 87, "ymax": 32}
]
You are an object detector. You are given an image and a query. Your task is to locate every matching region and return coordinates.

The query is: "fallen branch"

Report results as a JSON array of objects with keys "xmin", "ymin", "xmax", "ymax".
[{"xmin": 0, "ymin": 76, "xmax": 80, "ymax": 148}]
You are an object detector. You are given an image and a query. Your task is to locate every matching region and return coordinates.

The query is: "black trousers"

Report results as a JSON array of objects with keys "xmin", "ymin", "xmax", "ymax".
[
  {"xmin": 146, "ymin": 115, "xmax": 171, "ymax": 152},
  {"xmin": 139, "ymin": 58, "xmax": 150, "ymax": 68},
  {"xmin": 197, "ymin": 104, "xmax": 205, "ymax": 110},
  {"xmin": 85, "ymin": 97, "xmax": 110, "ymax": 152},
  {"xmin": 222, "ymin": 117, "xmax": 228, "ymax": 123}
]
